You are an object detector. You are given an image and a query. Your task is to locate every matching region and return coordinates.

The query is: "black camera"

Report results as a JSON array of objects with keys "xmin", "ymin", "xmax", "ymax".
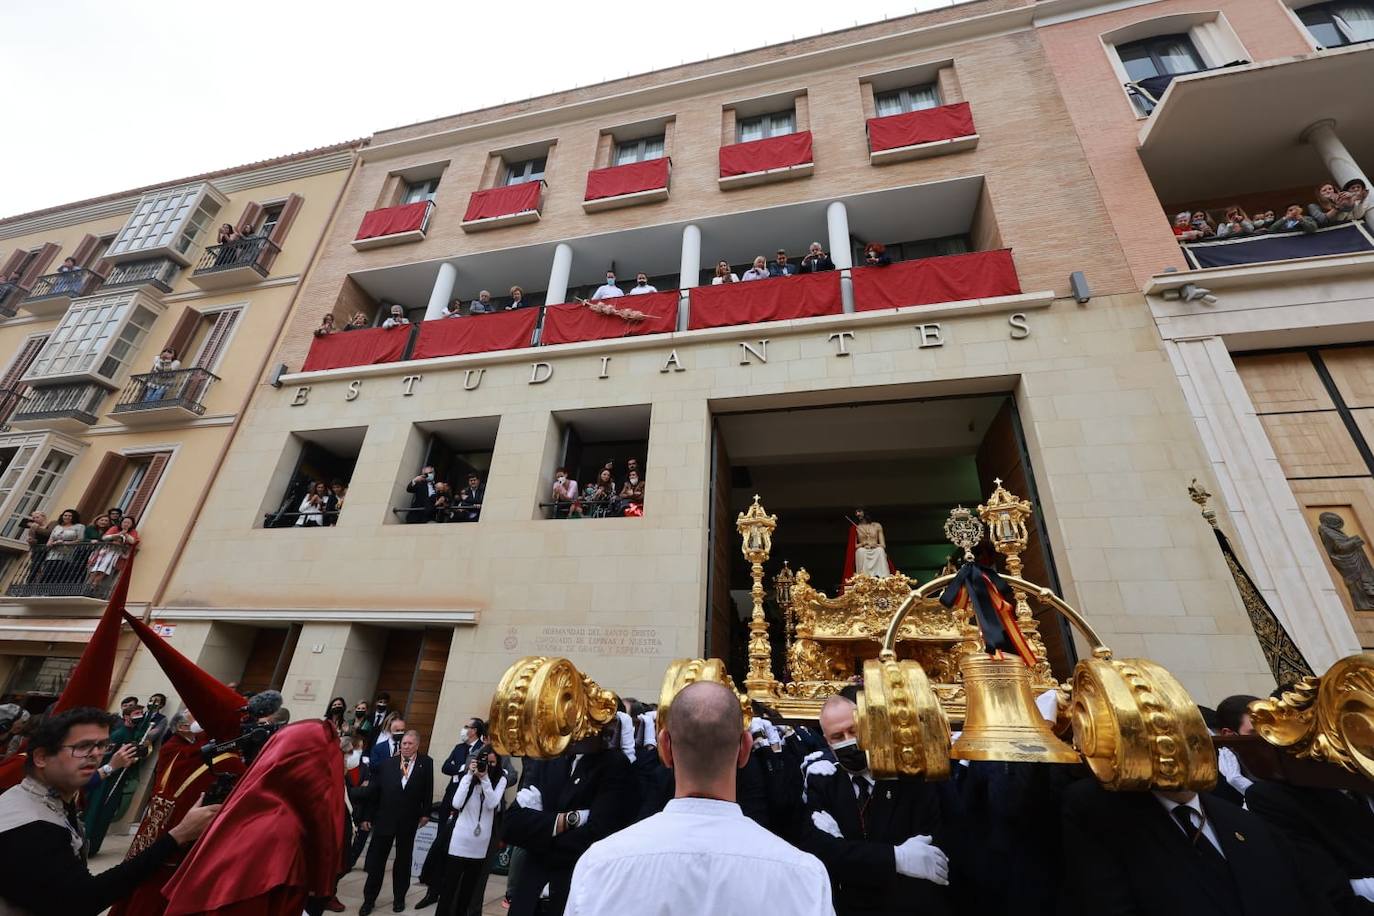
[{"xmin": 474, "ymin": 743, "xmax": 490, "ymax": 773}]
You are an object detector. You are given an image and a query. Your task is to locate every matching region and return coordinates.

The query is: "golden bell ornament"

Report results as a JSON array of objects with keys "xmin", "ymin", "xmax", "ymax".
[{"xmin": 951, "ymin": 653, "xmax": 1080, "ymax": 764}]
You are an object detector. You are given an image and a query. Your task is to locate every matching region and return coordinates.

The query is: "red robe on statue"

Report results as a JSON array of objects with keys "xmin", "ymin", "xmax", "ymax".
[{"xmin": 161, "ymin": 720, "xmax": 345, "ymax": 916}]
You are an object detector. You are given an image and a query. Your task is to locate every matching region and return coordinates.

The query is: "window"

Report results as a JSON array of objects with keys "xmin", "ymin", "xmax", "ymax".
[
  {"xmin": 505, "ymin": 157, "xmax": 547, "ymax": 186},
  {"xmin": 257, "ymin": 204, "xmax": 286, "ymax": 238},
  {"xmin": 390, "ymin": 418, "xmax": 498, "ymax": 524},
  {"xmin": 263, "ymin": 428, "xmax": 365, "ymax": 528},
  {"xmin": 1, "ymin": 448, "xmax": 74, "ymax": 541},
  {"xmin": 1298, "ymin": 0, "xmax": 1374, "ymax": 46},
  {"xmin": 867, "ymin": 234, "xmax": 972, "ymax": 264},
  {"xmin": 874, "ymin": 84, "xmax": 941, "ymax": 117},
  {"xmin": 737, "ymin": 110, "xmax": 795, "ymax": 143},
  {"xmin": 614, "ymin": 136, "xmax": 666, "ymax": 165},
  {"xmin": 401, "ymin": 178, "xmax": 440, "ymax": 205},
  {"xmin": 543, "ymin": 405, "xmax": 650, "ymax": 519},
  {"xmin": 107, "ymin": 184, "xmax": 225, "ymax": 263},
  {"xmin": 23, "ymin": 293, "xmax": 159, "ymax": 384},
  {"xmin": 110, "ymin": 452, "xmax": 171, "ymax": 522},
  {"xmin": 1117, "ymin": 33, "xmax": 1204, "ymax": 114}
]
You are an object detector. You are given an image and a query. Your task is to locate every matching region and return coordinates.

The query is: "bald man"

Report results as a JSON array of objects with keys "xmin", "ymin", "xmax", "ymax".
[
  {"xmin": 566, "ymin": 682, "xmax": 833, "ymax": 915},
  {"xmin": 800, "ymin": 695, "xmax": 953, "ymax": 916}
]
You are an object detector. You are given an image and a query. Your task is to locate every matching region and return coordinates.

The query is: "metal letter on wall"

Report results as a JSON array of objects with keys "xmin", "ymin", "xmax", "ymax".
[
  {"xmin": 1008, "ymin": 313, "xmax": 1031, "ymax": 340},
  {"xmin": 916, "ymin": 324, "xmax": 944, "ymax": 349},
  {"xmin": 661, "ymin": 350, "xmax": 685, "ymax": 373},
  {"xmin": 463, "ymin": 369, "xmax": 484, "ymax": 391},
  {"xmin": 290, "ymin": 386, "xmax": 311, "ymax": 406},
  {"xmin": 739, "ymin": 340, "xmax": 769, "ymax": 365},
  {"xmin": 828, "ymin": 331, "xmax": 855, "ymax": 356},
  {"xmin": 529, "ymin": 362, "xmax": 553, "ymax": 385},
  {"xmin": 599, "ymin": 356, "xmax": 611, "ymax": 379},
  {"xmin": 344, "ymin": 380, "xmax": 362, "ymax": 401},
  {"xmin": 402, "ymin": 375, "xmax": 422, "ymax": 396}
]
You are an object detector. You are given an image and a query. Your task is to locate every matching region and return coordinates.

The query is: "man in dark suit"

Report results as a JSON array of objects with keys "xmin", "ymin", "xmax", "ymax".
[
  {"xmin": 415, "ymin": 717, "xmax": 487, "ymax": 909},
  {"xmin": 502, "ymin": 726, "xmax": 635, "ymax": 915},
  {"xmin": 359, "ymin": 729, "xmax": 433, "ymax": 915},
  {"xmin": 369, "ymin": 693, "xmax": 392, "ymax": 733},
  {"xmin": 1061, "ymin": 777, "xmax": 1338, "ymax": 916},
  {"xmin": 799, "ymin": 695, "xmax": 954, "ymax": 916},
  {"xmin": 1246, "ymin": 779, "xmax": 1374, "ymax": 915},
  {"xmin": 371, "ymin": 715, "xmax": 407, "ymax": 762},
  {"xmin": 457, "ymin": 473, "xmax": 484, "ymax": 523},
  {"xmin": 404, "ymin": 467, "xmax": 438, "ymax": 524}
]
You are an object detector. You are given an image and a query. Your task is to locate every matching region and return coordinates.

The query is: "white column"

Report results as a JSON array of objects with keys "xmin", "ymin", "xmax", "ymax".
[
  {"xmin": 1302, "ymin": 119, "xmax": 1374, "ymax": 231},
  {"xmin": 678, "ymin": 224, "xmax": 700, "ymax": 332},
  {"xmin": 424, "ymin": 261, "xmax": 457, "ymax": 320},
  {"xmin": 546, "ymin": 243, "xmax": 573, "ymax": 306},
  {"xmin": 827, "ymin": 201, "xmax": 855, "ymax": 313}
]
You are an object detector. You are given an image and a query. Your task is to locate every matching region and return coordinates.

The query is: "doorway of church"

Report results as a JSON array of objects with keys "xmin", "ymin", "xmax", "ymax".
[
  {"xmin": 367, "ymin": 626, "xmax": 453, "ymax": 753},
  {"xmin": 706, "ymin": 392, "xmax": 1074, "ymax": 686}
]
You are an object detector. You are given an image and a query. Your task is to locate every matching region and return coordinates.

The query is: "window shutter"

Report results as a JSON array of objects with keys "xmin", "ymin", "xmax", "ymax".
[
  {"xmin": 76, "ymin": 453, "xmax": 130, "ymax": 522},
  {"xmin": 235, "ymin": 202, "xmax": 265, "ymax": 236},
  {"xmin": 0, "ymin": 336, "xmax": 48, "ymax": 391},
  {"xmin": 256, "ymin": 194, "xmax": 303, "ymax": 272},
  {"xmin": 123, "ymin": 452, "xmax": 170, "ymax": 523},
  {"xmin": 163, "ymin": 308, "xmax": 204, "ymax": 362},
  {"xmin": 0, "ymin": 250, "xmax": 29, "ymax": 282},
  {"xmin": 70, "ymin": 234, "xmax": 100, "ymax": 268},
  {"xmin": 192, "ymin": 308, "xmax": 240, "ymax": 370},
  {"xmin": 17, "ymin": 243, "xmax": 60, "ymax": 289}
]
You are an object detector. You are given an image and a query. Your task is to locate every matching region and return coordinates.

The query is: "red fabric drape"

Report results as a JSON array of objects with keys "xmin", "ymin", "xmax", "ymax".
[
  {"xmin": 354, "ymin": 201, "xmax": 431, "ymax": 241},
  {"xmin": 866, "ymin": 102, "xmax": 976, "ymax": 153},
  {"xmin": 301, "ymin": 326, "xmax": 410, "ymax": 372},
  {"xmin": 162, "ymin": 721, "xmax": 344, "ymax": 916},
  {"xmin": 122, "ymin": 612, "xmax": 245, "ymax": 743},
  {"xmin": 412, "ymin": 309, "xmax": 539, "ymax": 359},
  {"xmin": 541, "ymin": 292, "xmax": 679, "ymax": 345},
  {"xmin": 462, "ymin": 182, "xmax": 541, "ymax": 222},
  {"xmin": 718, "ymin": 131, "xmax": 814, "ymax": 178},
  {"xmin": 851, "ymin": 250, "xmax": 1021, "ymax": 313},
  {"xmin": 584, "ymin": 158, "xmax": 670, "ymax": 201},
  {"xmin": 52, "ymin": 556, "xmax": 133, "ymax": 714},
  {"xmin": 687, "ymin": 271, "xmax": 842, "ymax": 330}
]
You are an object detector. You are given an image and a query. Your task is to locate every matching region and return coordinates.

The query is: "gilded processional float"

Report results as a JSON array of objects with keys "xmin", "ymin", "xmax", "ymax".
[{"xmin": 489, "ymin": 479, "xmax": 1374, "ymax": 795}]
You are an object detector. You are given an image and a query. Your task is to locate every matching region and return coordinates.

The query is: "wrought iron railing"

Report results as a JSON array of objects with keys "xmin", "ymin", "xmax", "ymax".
[
  {"xmin": 11, "ymin": 383, "xmax": 106, "ymax": 426},
  {"xmin": 111, "ymin": 367, "xmax": 218, "ymax": 417},
  {"xmin": 194, "ymin": 237, "xmax": 277, "ymax": 276},
  {"xmin": 0, "ymin": 386, "xmax": 26, "ymax": 431},
  {"xmin": 25, "ymin": 268, "xmax": 104, "ymax": 302},
  {"xmin": 0, "ymin": 282, "xmax": 22, "ymax": 318},
  {"xmin": 5, "ymin": 541, "xmax": 134, "ymax": 600},
  {"xmin": 100, "ymin": 258, "xmax": 180, "ymax": 294}
]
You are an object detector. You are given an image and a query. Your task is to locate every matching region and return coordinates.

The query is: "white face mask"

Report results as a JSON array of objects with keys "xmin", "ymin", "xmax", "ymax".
[
  {"xmin": 345, "ymin": 750, "xmax": 362, "ymax": 769},
  {"xmin": 629, "ymin": 476, "xmax": 639, "ymax": 485},
  {"xmin": 188, "ymin": 722, "xmax": 203, "ymax": 735}
]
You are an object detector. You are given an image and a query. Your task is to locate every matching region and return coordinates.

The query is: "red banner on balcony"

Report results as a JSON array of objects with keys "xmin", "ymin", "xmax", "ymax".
[
  {"xmin": 687, "ymin": 271, "xmax": 842, "ymax": 330},
  {"xmin": 718, "ymin": 131, "xmax": 814, "ymax": 178},
  {"xmin": 852, "ymin": 249, "xmax": 1021, "ymax": 313},
  {"xmin": 541, "ymin": 291, "xmax": 679, "ymax": 345},
  {"xmin": 301, "ymin": 326, "xmax": 411, "ymax": 371},
  {"xmin": 866, "ymin": 102, "xmax": 976, "ymax": 153},
  {"xmin": 355, "ymin": 201, "xmax": 431, "ymax": 242},
  {"xmin": 463, "ymin": 182, "xmax": 542, "ymax": 222},
  {"xmin": 584, "ymin": 158, "xmax": 671, "ymax": 202},
  {"xmin": 412, "ymin": 309, "xmax": 539, "ymax": 359}
]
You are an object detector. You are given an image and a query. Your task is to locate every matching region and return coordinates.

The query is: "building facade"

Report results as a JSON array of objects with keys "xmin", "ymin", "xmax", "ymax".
[{"xmin": 0, "ymin": 143, "xmax": 360, "ymax": 709}]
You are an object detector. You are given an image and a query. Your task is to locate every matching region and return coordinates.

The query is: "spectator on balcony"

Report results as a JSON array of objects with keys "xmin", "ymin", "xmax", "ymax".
[
  {"xmin": 53, "ymin": 257, "xmax": 80, "ymax": 296},
  {"xmin": 22, "ymin": 512, "xmax": 49, "ymax": 582},
  {"xmin": 143, "ymin": 348, "xmax": 181, "ymax": 403},
  {"xmin": 712, "ymin": 260, "xmax": 739, "ymax": 284},
  {"xmin": 1344, "ymin": 178, "xmax": 1370, "ymax": 220},
  {"xmin": 769, "ymin": 250, "xmax": 799, "ymax": 277},
  {"xmin": 551, "ymin": 467, "xmax": 579, "ymax": 518},
  {"xmin": 344, "ymin": 312, "xmax": 371, "ymax": 331},
  {"xmin": 328, "ymin": 480, "xmax": 347, "ymax": 526},
  {"xmin": 470, "ymin": 291, "xmax": 494, "ymax": 314},
  {"xmin": 43, "ymin": 509, "xmax": 85, "ymax": 585},
  {"xmin": 1251, "ymin": 209, "xmax": 1275, "ymax": 232},
  {"xmin": 592, "ymin": 271, "xmax": 625, "ymax": 300},
  {"xmin": 85, "ymin": 513, "xmax": 111, "ymax": 543},
  {"xmin": 582, "ymin": 468, "xmax": 617, "ymax": 518},
  {"xmin": 314, "ymin": 314, "xmax": 338, "ymax": 336},
  {"xmin": 1189, "ymin": 210, "xmax": 1216, "ymax": 239},
  {"xmin": 742, "ymin": 257, "xmax": 771, "ymax": 281},
  {"xmin": 507, "ymin": 286, "xmax": 530, "ymax": 310},
  {"xmin": 405, "ymin": 466, "xmax": 439, "ymax": 524},
  {"xmin": 1308, "ymin": 182, "xmax": 1352, "ymax": 226},
  {"xmin": 432, "ymin": 482, "xmax": 455, "ymax": 523},
  {"xmin": 1270, "ymin": 205, "xmax": 1319, "ymax": 235},
  {"xmin": 630, "ymin": 273, "xmax": 658, "ymax": 295},
  {"xmin": 88, "ymin": 515, "xmax": 139, "ymax": 588},
  {"xmin": 215, "ymin": 223, "xmax": 244, "ymax": 267},
  {"xmin": 1171, "ymin": 211, "xmax": 1203, "ymax": 242},
  {"xmin": 382, "ymin": 304, "xmax": 411, "ymax": 329},
  {"xmin": 107, "ymin": 507, "xmax": 122, "ymax": 530},
  {"xmin": 443, "ymin": 300, "xmax": 463, "ymax": 319},
  {"xmin": 617, "ymin": 469, "xmax": 645, "ymax": 517},
  {"xmin": 862, "ymin": 242, "xmax": 892, "ymax": 267},
  {"xmin": 1214, "ymin": 207, "xmax": 1254, "ymax": 239},
  {"xmin": 458, "ymin": 473, "xmax": 485, "ymax": 523},
  {"xmin": 801, "ymin": 242, "xmax": 835, "ymax": 273},
  {"xmin": 295, "ymin": 482, "xmax": 329, "ymax": 528}
]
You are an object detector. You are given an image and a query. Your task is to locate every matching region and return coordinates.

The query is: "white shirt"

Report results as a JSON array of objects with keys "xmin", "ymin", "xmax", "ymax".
[
  {"xmin": 711, "ymin": 274, "xmax": 739, "ymax": 285},
  {"xmin": 1153, "ymin": 792, "xmax": 1224, "ymax": 856},
  {"xmin": 382, "ymin": 316, "xmax": 409, "ymax": 328},
  {"xmin": 400, "ymin": 755, "xmax": 415, "ymax": 789},
  {"xmin": 741, "ymin": 268, "xmax": 770, "ymax": 281},
  {"xmin": 629, "ymin": 284, "xmax": 658, "ymax": 295},
  {"xmin": 592, "ymin": 283, "xmax": 624, "ymax": 300},
  {"xmin": 567, "ymin": 797, "xmax": 834, "ymax": 916},
  {"xmin": 447, "ymin": 772, "xmax": 507, "ymax": 858}
]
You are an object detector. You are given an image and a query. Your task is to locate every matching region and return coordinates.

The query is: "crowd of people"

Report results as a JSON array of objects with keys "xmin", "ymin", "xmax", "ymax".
[
  {"xmin": 404, "ymin": 466, "xmax": 484, "ymax": 524},
  {"xmin": 1172, "ymin": 178, "xmax": 1370, "ymax": 243},
  {"xmin": 20, "ymin": 506, "xmax": 141, "ymax": 588},
  {"xmin": 548, "ymin": 458, "xmax": 644, "ymax": 518},
  {"xmin": 292, "ymin": 479, "xmax": 349, "ymax": 527}
]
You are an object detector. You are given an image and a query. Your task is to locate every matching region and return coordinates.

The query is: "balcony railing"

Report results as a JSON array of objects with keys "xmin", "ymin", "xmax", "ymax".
[
  {"xmin": 354, "ymin": 200, "xmax": 435, "ymax": 250},
  {"xmin": 100, "ymin": 257, "xmax": 180, "ymax": 295},
  {"xmin": 0, "ymin": 282, "xmax": 24, "ymax": 318},
  {"xmin": 25, "ymin": 268, "xmax": 105, "ymax": 303},
  {"xmin": 194, "ymin": 237, "xmax": 276, "ymax": 278},
  {"xmin": 9, "ymin": 382, "xmax": 106, "ymax": 429},
  {"xmin": 1180, "ymin": 222, "xmax": 1374, "ymax": 269},
  {"xmin": 4, "ymin": 541, "xmax": 132, "ymax": 601},
  {"xmin": 0, "ymin": 386, "xmax": 25, "ymax": 431},
  {"xmin": 111, "ymin": 367, "xmax": 217, "ymax": 418}
]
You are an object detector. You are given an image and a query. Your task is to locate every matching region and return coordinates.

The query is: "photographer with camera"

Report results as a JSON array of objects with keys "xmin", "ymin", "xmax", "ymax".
[
  {"xmin": 0, "ymin": 707, "xmax": 220, "ymax": 916},
  {"xmin": 436, "ymin": 743, "xmax": 507, "ymax": 916},
  {"xmin": 417, "ymin": 717, "xmax": 488, "ymax": 908}
]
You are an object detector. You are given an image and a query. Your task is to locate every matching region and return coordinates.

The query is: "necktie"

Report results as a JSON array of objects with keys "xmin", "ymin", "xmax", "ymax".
[
  {"xmin": 1171, "ymin": 805, "xmax": 1225, "ymax": 865},
  {"xmin": 391, "ymin": 740, "xmax": 400, "ymax": 758},
  {"xmin": 402, "ymin": 757, "xmax": 411, "ymax": 779},
  {"xmin": 853, "ymin": 776, "xmax": 871, "ymax": 807}
]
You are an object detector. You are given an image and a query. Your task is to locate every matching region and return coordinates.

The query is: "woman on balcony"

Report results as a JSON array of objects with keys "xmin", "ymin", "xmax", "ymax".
[
  {"xmin": 711, "ymin": 260, "xmax": 739, "ymax": 284},
  {"xmin": 84, "ymin": 513, "xmax": 111, "ymax": 543},
  {"xmin": 87, "ymin": 515, "xmax": 139, "ymax": 590},
  {"xmin": 295, "ymin": 481, "xmax": 329, "ymax": 527},
  {"xmin": 741, "ymin": 256, "xmax": 771, "ymax": 281},
  {"xmin": 143, "ymin": 348, "xmax": 181, "ymax": 402},
  {"xmin": 42, "ymin": 509, "xmax": 86, "ymax": 586},
  {"xmin": 215, "ymin": 223, "xmax": 243, "ymax": 267}
]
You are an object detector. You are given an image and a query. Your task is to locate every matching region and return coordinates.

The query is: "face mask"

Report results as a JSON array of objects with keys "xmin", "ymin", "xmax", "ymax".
[
  {"xmin": 391, "ymin": 733, "xmax": 404, "ymax": 742},
  {"xmin": 629, "ymin": 476, "xmax": 639, "ymax": 484},
  {"xmin": 346, "ymin": 750, "xmax": 362, "ymax": 769},
  {"xmin": 189, "ymin": 722, "xmax": 203, "ymax": 735},
  {"xmin": 831, "ymin": 738, "xmax": 868, "ymax": 773},
  {"xmin": 555, "ymin": 475, "xmax": 565, "ymax": 482},
  {"xmin": 607, "ymin": 277, "xmax": 615, "ymax": 284},
  {"xmin": 355, "ymin": 710, "xmax": 365, "ymax": 718}
]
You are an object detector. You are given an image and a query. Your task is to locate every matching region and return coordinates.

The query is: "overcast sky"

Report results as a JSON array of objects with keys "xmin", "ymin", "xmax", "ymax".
[{"xmin": 2, "ymin": 0, "xmax": 950, "ymax": 219}]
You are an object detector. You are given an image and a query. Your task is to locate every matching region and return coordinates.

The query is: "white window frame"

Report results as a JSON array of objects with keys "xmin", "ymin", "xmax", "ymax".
[
  {"xmin": 1101, "ymin": 13, "xmax": 1249, "ymax": 119},
  {"xmin": 401, "ymin": 178, "xmax": 441, "ymax": 205},
  {"xmin": 504, "ymin": 157, "xmax": 547, "ymax": 186},
  {"xmin": 21, "ymin": 291, "xmax": 164, "ymax": 387},
  {"xmin": 874, "ymin": 84, "xmax": 942, "ymax": 117},
  {"xmin": 736, "ymin": 110, "xmax": 796, "ymax": 143},
  {"xmin": 614, "ymin": 136, "xmax": 666, "ymax": 165},
  {"xmin": 0, "ymin": 431, "xmax": 85, "ymax": 547},
  {"xmin": 1286, "ymin": 0, "xmax": 1374, "ymax": 48},
  {"xmin": 106, "ymin": 183, "xmax": 228, "ymax": 266}
]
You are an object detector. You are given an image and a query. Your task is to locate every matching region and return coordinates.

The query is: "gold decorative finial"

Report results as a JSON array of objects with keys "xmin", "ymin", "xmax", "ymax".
[
  {"xmin": 1188, "ymin": 478, "xmax": 1219, "ymax": 529},
  {"xmin": 737, "ymin": 496, "xmax": 780, "ymax": 700},
  {"xmin": 943, "ymin": 505, "xmax": 984, "ymax": 563},
  {"xmin": 978, "ymin": 479, "xmax": 1033, "ymax": 578}
]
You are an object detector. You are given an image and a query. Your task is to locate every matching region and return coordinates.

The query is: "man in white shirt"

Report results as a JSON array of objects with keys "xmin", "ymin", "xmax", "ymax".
[
  {"xmin": 381, "ymin": 304, "xmax": 410, "ymax": 328},
  {"xmin": 469, "ymin": 290, "xmax": 494, "ymax": 314},
  {"xmin": 591, "ymin": 272, "xmax": 624, "ymax": 300},
  {"xmin": 629, "ymin": 273, "xmax": 657, "ymax": 295},
  {"xmin": 567, "ymin": 681, "xmax": 834, "ymax": 916}
]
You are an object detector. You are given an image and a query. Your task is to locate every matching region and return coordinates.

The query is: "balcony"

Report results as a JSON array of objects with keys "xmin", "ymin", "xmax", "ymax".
[
  {"xmin": 867, "ymin": 102, "xmax": 978, "ymax": 165},
  {"xmin": 0, "ymin": 282, "xmax": 22, "ymax": 319},
  {"xmin": 3, "ymin": 542, "xmax": 131, "ymax": 607},
  {"xmin": 110, "ymin": 367, "xmax": 218, "ymax": 425},
  {"xmin": 719, "ymin": 131, "xmax": 814, "ymax": 189},
  {"xmin": 1180, "ymin": 222, "xmax": 1374, "ymax": 269},
  {"xmin": 0, "ymin": 387, "xmax": 25, "ymax": 432},
  {"xmin": 190, "ymin": 237, "xmax": 278, "ymax": 290},
  {"xmin": 22, "ymin": 269, "xmax": 105, "ymax": 318},
  {"xmin": 461, "ymin": 183, "xmax": 543, "ymax": 232},
  {"xmin": 8, "ymin": 383, "xmax": 107, "ymax": 433},
  {"xmin": 99, "ymin": 257, "xmax": 180, "ymax": 298},
  {"xmin": 583, "ymin": 159, "xmax": 671, "ymax": 213},
  {"xmin": 353, "ymin": 200, "xmax": 435, "ymax": 251}
]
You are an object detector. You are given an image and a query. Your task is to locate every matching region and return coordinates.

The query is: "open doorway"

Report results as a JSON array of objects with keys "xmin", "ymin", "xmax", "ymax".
[{"xmin": 707, "ymin": 393, "xmax": 1072, "ymax": 683}]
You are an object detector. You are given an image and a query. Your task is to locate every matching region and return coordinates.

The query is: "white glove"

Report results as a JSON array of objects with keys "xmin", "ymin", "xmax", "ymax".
[
  {"xmin": 1035, "ymin": 689, "xmax": 1060, "ymax": 723},
  {"xmin": 1351, "ymin": 877, "xmax": 1374, "ymax": 903},
  {"xmin": 894, "ymin": 835, "xmax": 949, "ymax": 885},
  {"xmin": 811, "ymin": 810, "xmax": 843, "ymax": 838},
  {"xmin": 516, "ymin": 786, "xmax": 543, "ymax": 812},
  {"xmin": 1216, "ymin": 747, "xmax": 1253, "ymax": 796}
]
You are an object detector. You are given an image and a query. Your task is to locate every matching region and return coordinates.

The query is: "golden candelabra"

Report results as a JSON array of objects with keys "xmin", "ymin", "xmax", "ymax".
[
  {"xmin": 737, "ymin": 495, "xmax": 781, "ymax": 699},
  {"xmin": 978, "ymin": 478, "xmax": 1057, "ymax": 688}
]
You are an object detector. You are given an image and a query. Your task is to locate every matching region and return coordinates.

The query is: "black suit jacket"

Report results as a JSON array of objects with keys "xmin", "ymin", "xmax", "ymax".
[
  {"xmin": 1061, "ymin": 778, "xmax": 1337, "ymax": 916},
  {"xmin": 405, "ymin": 478, "xmax": 437, "ymax": 523},
  {"xmin": 362, "ymin": 753, "xmax": 434, "ymax": 836},
  {"xmin": 1246, "ymin": 781, "xmax": 1374, "ymax": 916},
  {"xmin": 503, "ymin": 750, "xmax": 635, "ymax": 916},
  {"xmin": 800, "ymin": 770, "xmax": 954, "ymax": 916},
  {"xmin": 439, "ymin": 740, "xmax": 479, "ymax": 810}
]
